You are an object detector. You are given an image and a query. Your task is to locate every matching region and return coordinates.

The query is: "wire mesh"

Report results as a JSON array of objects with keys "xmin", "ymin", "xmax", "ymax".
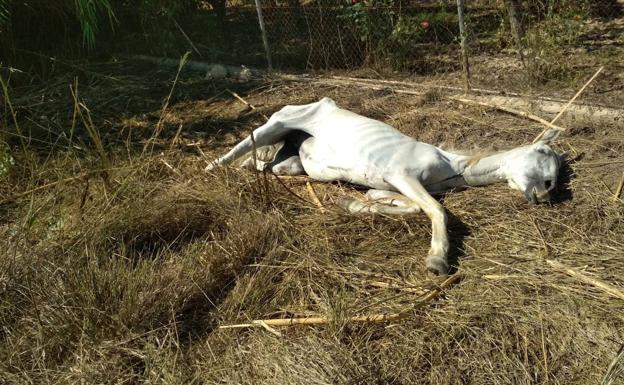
[{"xmin": 219, "ymin": 0, "xmax": 623, "ymax": 90}]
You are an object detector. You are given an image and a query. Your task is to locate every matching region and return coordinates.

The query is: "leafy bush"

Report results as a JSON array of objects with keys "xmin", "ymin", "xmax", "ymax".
[
  {"xmin": 339, "ymin": 0, "xmax": 396, "ymax": 62},
  {"xmin": 339, "ymin": 1, "xmax": 458, "ymax": 70},
  {"xmin": 111, "ymin": 0, "xmax": 200, "ymax": 55},
  {"xmin": 0, "ymin": 0, "xmax": 201, "ymax": 70},
  {"xmin": 387, "ymin": 11, "xmax": 457, "ymax": 69},
  {"xmin": 521, "ymin": 3, "xmax": 588, "ymax": 84}
]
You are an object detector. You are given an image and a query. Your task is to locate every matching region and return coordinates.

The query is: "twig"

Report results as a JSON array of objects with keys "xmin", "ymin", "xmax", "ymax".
[
  {"xmin": 483, "ymin": 274, "xmax": 533, "ymax": 280},
  {"xmin": 613, "ymin": 171, "xmax": 624, "ymax": 203},
  {"xmin": 160, "ymin": 159, "xmax": 182, "ymax": 177},
  {"xmin": 601, "ymin": 344, "xmax": 624, "ymax": 385},
  {"xmin": 451, "ymin": 97, "xmax": 566, "ymax": 131},
  {"xmin": 219, "ymin": 274, "xmax": 460, "ymax": 329},
  {"xmin": 143, "ymin": 51, "xmax": 190, "ymax": 155},
  {"xmin": 276, "ymin": 175, "xmax": 314, "ymax": 183},
  {"xmin": 306, "ymin": 181, "xmax": 325, "ymax": 213},
  {"xmin": 227, "ymin": 89, "xmax": 269, "ymax": 121},
  {"xmin": 546, "ymin": 259, "xmax": 624, "ymax": 301},
  {"xmin": 1, "ymin": 173, "xmax": 90, "ymax": 205},
  {"xmin": 367, "ymin": 281, "xmax": 427, "ymax": 294},
  {"xmin": 533, "ymin": 66, "xmax": 604, "ymax": 142},
  {"xmin": 169, "ymin": 123, "xmax": 184, "ymax": 151},
  {"xmin": 537, "ymin": 290, "xmax": 549, "ymax": 383},
  {"xmin": 173, "ymin": 19, "xmax": 201, "ymax": 56},
  {"xmin": 269, "ymin": 171, "xmax": 316, "ymax": 207}
]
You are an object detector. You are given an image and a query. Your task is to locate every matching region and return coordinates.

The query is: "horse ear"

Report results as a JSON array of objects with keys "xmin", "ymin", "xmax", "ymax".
[{"xmin": 538, "ymin": 129, "xmax": 562, "ymax": 144}]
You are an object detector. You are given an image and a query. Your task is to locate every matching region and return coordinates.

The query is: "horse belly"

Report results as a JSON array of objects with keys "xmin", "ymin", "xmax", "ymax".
[{"xmin": 299, "ymin": 137, "xmax": 392, "ymax": 189}]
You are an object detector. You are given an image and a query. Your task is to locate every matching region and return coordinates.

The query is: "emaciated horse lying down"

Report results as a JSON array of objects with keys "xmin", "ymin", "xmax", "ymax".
[{"xmin": 206, "ymin": 97, "xmax": 563, "ymax": 275}]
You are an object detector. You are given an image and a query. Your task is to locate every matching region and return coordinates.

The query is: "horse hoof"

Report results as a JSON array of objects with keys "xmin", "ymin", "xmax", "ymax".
[
  {"xmin": 205, "ymin": 162, "xmax": 219, "ymax": 172},
  {"xmin": 426, "ymin": 255, "xmax": 449, "ymax": 276}
]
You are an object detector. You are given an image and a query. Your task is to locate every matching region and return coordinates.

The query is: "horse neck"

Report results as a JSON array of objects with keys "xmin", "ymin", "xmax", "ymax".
[{"xmin": 444, "ymin": 147, "xmax": 522, "ymax": 187}]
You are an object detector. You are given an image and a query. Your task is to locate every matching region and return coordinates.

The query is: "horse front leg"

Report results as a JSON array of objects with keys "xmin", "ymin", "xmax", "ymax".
[{"xmin": 384, "ymin": 174, "xmax": 450, "ymax": 276}]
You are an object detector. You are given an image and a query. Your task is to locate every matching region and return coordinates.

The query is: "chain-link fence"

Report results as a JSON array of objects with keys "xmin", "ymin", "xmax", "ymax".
[
  {"xmin": 217, "ymin": 0, "xmax": 623, "ymax": 87},
  {"xmin": 258, "ymin": 0, "xmax": 464, "ymax": 70}
]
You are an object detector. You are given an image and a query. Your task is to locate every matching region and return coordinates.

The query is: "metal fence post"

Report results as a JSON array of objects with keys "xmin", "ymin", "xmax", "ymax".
[
  {"xmin": 254, "ymin": 0, "xmax": 273, "ymax": 71},
  {"xmin": 456, "ymin": 0, "xmax": 471, "ymax": 91}
]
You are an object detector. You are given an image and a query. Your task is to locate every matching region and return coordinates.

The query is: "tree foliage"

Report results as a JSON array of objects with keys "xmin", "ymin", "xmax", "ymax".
[{"xmin": 0, "ymin": 0, "xmax": 116, "ymax": 50}]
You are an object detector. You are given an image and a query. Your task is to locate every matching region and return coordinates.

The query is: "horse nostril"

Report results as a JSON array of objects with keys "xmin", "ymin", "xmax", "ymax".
[{"xmin": 536, "ymin": 191, "xmax": 551, "ymax": 203}]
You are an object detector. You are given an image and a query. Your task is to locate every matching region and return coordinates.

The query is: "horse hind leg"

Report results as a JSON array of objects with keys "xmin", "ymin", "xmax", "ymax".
[{"xmin": 270, "ymin": 156, "xmax": 306, "ymax": 175}]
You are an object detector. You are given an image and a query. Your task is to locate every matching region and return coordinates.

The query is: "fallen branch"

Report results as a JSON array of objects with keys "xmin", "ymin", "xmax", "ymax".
[
  {"xmin": 451, "ymin": 97, "xmax": 566, "ymax": 132},
  {"xmin": 124, "ymin": 58, "xmax": 622, "ymax": 129},
  {"xmin": 129, "ymin": 55, "xmax": 260, "ymax": 80},
  {"xmin": 533, "ymin": 66, "xmax": 604, "ymax": 142},
  {"xmin": 283, "ymin": 74, "xmax": 622, "ymax": 110},
  {"xmin": 219, "ymin": 274, "xmax": 460, "ymax": 329},
  {"xmin": 321, "ymin": 75, "xmax": 600, "ymax": 105},
  {"xmin": 471, "ymin": 94, "xmax": 623, "ymax": 130},
  {"xmin": 279, "ymin": 75, "xmax": 424, "ymax": 96},
  {"xmin": 546, "ymin": 259, "xmax": 624, "ymax": 301}
]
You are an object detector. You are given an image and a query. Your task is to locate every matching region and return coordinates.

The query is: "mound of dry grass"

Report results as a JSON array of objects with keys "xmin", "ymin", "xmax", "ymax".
[{"xmin": 1, "ymin": 62, "xmax": 623, "ymax": 384}]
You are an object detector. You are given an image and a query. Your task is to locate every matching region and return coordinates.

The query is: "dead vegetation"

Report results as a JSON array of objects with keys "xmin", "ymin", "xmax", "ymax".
[{"xmin": 1, "ymin": 60, "xmax": 624, "ymax": 384}]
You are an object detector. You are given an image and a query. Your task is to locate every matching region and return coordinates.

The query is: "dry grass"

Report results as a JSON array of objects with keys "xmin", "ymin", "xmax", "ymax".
[{"xmin": 1, "ymin": 61, "xmax": 623, "ymax": 384}]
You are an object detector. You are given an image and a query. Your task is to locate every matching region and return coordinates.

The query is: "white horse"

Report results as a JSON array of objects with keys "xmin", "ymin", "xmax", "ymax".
[{"xmin": 206, "ymin": 97, "xmax": 563, "ymax": 275}]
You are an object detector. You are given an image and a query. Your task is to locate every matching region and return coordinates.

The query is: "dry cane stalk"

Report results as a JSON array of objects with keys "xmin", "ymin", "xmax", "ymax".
[
  {"xmin": 546, "ymin": 259, "xmax": 624, "ymax": 301},
  {"xmin": 451, "ymin": 97, "xmax": 566, "ymax": 132},
  {"xmin": 219, "ymin": 274, "xmax": 460, "ymax": 329},
  {"xmin": 601, "ymin": 345, "xmax": 624, "ymax": 385},
  {"xmin": 533, "ymin": 66, "xmax": 604, "ymax": 143},
  {"xmin": 306, "ymin": 181, "xmax": 325, "ymax": 213},
  {"xmin": 367, "ymin": 281, "xmax": 427, "ymax": 295},
  {"xmin": 612, "ymin": 171, "xmax": 624, "ymax": 203},
  {"xmin": 227, "ymin": 89, "xmax": 269, "ymax": 121}
]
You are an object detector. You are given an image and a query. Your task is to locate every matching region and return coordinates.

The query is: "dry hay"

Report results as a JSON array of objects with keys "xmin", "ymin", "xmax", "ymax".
[{"xmin": 0, "ymin": 63, "xmax": 623, "ymax": 384}]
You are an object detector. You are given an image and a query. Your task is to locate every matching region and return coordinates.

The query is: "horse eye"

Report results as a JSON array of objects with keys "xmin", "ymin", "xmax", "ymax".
[{"xmin": 545, "ymin": 180, "xmax": 552, "ymax": 189}]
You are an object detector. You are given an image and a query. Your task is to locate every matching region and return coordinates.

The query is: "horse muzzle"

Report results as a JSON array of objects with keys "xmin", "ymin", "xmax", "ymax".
[{"xmin": 525, "ymin": 189, "xmax": 551, "ymax": 204}]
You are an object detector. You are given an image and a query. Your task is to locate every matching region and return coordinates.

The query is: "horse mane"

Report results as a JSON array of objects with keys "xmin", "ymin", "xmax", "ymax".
[{"xmin": 439, "ymin": 145, "xmax": 498, "ymax": 166}]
